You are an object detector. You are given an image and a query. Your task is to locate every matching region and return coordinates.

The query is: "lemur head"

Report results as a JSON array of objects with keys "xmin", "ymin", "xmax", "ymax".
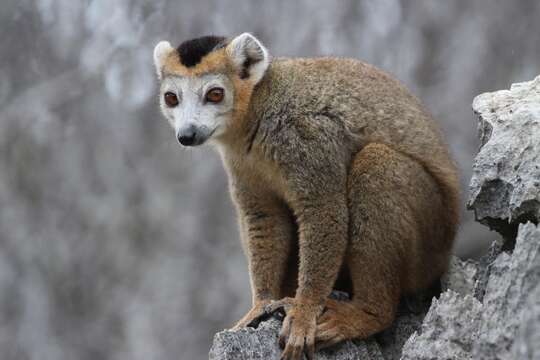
[{"xmin": 153, "ymin": 33, "xmax": 270, "ymax": 146}]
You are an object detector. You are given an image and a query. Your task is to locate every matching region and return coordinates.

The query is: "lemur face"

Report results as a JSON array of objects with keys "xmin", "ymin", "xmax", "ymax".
[
  {"xmin": 153, "ymin": 33, "xmax": 270, "ymax": 146},
  {"xmin": 158, "ymin": 73, "xmax": 235, "ymax": 146}
]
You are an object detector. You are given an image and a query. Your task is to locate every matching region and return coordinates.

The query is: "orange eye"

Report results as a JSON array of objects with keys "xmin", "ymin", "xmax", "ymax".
[
  {"xmin": 164, "ymin": 92, "xmax": 179, "ymax": 107},
  {"xmin": 205, "ymin": 87, "xmax": 224, "ymax": 103}
]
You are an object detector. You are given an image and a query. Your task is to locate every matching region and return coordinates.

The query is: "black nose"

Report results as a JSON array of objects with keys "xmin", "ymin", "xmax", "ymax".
[{"xmin": 177, "ymin": 128, "xmax": 196, "ymax": 146}]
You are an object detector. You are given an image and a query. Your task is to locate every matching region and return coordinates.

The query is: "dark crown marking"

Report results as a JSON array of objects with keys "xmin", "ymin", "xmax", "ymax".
[{"xmin": 176, "ymin": 35, "xmax": 227, "ymax": 68}]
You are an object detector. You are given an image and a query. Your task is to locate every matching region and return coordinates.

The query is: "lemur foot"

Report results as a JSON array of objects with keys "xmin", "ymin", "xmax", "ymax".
[
  {"xmin": 315, "ymin": 298, "xmax": 391, "ymax": 350},
  {"xmin": 264, "ymin": 298, "xmax": 350, "ymax": 351},
  {"xmin": 315, "ymin": 299, "xmax": 361, "ymax": 349}
]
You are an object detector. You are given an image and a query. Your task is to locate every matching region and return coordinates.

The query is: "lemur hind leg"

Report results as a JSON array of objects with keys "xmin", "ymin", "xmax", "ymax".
[{"xmin": 316, "ymin": 143, "xmax": 450, "ymax": 349}]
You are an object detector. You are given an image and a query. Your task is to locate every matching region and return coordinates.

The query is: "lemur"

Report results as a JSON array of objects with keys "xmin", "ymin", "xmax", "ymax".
[{"xmin": 153, "ymin": 33, "xmax": 459, "ymax": 360}]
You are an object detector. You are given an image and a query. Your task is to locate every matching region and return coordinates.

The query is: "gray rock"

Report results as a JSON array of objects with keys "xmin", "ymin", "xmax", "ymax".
[
  {"xmin": 468, "ymin": 75, "xmax": 540, "ymax": 239},
  {"xmin": 473, "ymin": 223, "xmax": 540, "ymax": 360},
  {"xmin": 473, "ymin": 238, "xmax": 504, "ymax": 301},
  {"xmin": 403, "ymin": 223, "xmax": 540, "ymax": 360},
  {"xmin": 511, "ymin": 283, "xmax": 540, "ymax": 359},
  {"xmin": 401, "ymin": 290, "xmax": 483, "ymax": 360},
  {"xmin": 209, "ymin": 318, "xmax": 385, "ymax": 360},
  {"xmin": 209, "ymin": 320, "xmax": 282, "ymax": 360},
  {"xmin": 441, "ymin": 256, "xmax": 478, "ymax": 296}
]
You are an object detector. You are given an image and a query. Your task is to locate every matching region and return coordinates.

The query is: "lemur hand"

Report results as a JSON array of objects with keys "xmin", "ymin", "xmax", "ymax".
[
  {"xmin": 265, "ymin": 297, "xmax": 322, "ymax": 360},
  {"xmin": 232, "ymin": 300, "xmax": 272, "ymax": 330}
]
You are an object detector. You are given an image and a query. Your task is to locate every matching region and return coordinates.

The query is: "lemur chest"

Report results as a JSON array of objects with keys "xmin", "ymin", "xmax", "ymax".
[{"xmin": 229, "ymin": 149, "xmax": 289, "ymax": 199}]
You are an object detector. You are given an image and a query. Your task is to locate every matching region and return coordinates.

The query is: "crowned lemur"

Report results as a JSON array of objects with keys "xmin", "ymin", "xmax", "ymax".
[{"xmin": 153, "ymin": 33, "xmax": 459, "ymax": 360}]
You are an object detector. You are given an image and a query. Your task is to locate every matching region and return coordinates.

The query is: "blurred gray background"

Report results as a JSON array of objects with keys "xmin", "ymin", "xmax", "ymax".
[{"xmin": 1, "ymin": 0, "xmax": 539, "ymax": 359}]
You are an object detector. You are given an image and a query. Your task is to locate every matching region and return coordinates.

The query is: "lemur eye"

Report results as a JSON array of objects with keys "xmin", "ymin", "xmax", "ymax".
[
  {"xmin": 205, "ymin": 87, "xmax": 224, "ymax": 103},
  {"xmin": 164, "ymin": 92, "xmax": 179, "ymax": 107}
]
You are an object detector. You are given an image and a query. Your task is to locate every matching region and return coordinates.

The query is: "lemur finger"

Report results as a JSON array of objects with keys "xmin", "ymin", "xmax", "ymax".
[{"xmin": 264, "ymin": 297, "xmax": 295, "ymax": 316}]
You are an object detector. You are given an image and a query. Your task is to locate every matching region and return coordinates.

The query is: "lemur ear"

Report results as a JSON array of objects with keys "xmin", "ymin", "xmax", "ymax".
[
  {"xmin": 226, "ymin": 33, "xmax": 270, "ymax": 83},
  {"xmin": 153, "ymin": 41, "xmax": 174, "ymax": 80}
]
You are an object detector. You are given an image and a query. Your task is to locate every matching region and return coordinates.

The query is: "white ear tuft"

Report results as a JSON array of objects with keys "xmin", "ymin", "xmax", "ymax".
[
  {"xmin": 153, "ymin": 41, "xmax": 174, "ymax": 80},
  {"xmin": 226, "ymin": 33, "xmax": 270, "ymax": 83}
]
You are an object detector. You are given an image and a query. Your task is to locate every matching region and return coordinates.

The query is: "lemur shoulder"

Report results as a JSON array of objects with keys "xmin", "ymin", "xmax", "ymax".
[{"xmin": 153, "ymin": 33, "xmax": 459, "ymax": 360}]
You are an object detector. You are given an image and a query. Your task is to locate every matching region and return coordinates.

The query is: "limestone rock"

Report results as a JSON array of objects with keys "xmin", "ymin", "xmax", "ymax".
[
  {"xmin": 511, "ymin": 283, "xmax": 540, "ymax": 359},
  {"xmin": 401, "ymin": 290, "xmax": 483, "ymax": 360},
  {"xmin": 208, "ymin": 317, "xmax": 385, "ymax": 360},
  {"xmin": 441, "ymin": 256, "xmax": 478, "ymax": 296},
  {"xmin": 468, "ymin": 75, "xmax": 540, "ymax": 239},
  {"xmin": 403, "ymin": 223, "xmax": 540, "ymax": 360},
  {"xmin": 473, "ymin": 223, "xmax": 540, "ymax": 359}
]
